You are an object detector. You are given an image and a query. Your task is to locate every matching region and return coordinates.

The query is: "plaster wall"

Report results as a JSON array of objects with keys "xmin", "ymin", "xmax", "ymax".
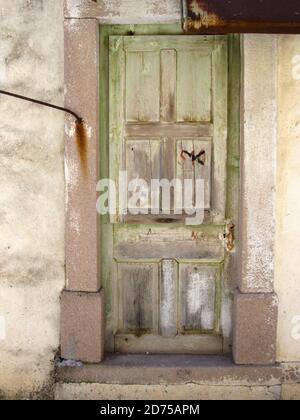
[{"xmin": 0, "ymin": 0, "xmax": 65, "ymax": 398}]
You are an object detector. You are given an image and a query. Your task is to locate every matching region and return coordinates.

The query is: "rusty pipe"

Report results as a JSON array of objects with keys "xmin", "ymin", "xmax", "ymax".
[{"xmin": 0, "ymin": 89, "xmax": 82, "ymax": 123}]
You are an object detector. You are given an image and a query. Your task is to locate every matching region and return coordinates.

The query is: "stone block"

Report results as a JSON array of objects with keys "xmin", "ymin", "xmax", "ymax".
[
  {"xmin": 60, "ymin": 290, "xmax": 105, "ymax": 363},
  {"xmin": 233, "ymin": 291, "xmax": 278, "ymax": 365}
]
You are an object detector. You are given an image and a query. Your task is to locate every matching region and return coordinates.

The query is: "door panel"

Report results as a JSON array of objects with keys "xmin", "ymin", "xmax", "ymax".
[
  {"xmin": 179, "ymin": 263, "xmax": 221, "ymax": 333},
  {"xmin": 108, "ymin": 34, "xmax": 232, "ymax": 354},
  {"xmin": 177, "ymin": 51, "xmax": 212, "ymax": 122},
  {"xmin": 125, "ymin": 51, "xmax": 160, "ymax": 122},
  {"xmin": 117, "ymin": 262, "xmax": 159, "ymax": 334},
  {"xmin": 125, "ymin": 139, "xmax": 161, "ymax": 213}
]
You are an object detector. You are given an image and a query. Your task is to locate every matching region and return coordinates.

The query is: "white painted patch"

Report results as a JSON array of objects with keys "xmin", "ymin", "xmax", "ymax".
[
  {"xmin": 292, "ymin": 55, "xmax": 300, "ymax": 81},
  {"xmin": 65, "ymin": 124, "xmax": 76, "ymax": 138},
  {"xmin": 64, "ymin": 158, "xmax": 79, "ymax": 191},
  {"xmin": 0, "ymin": 316, "xmax": 6, "ymax": 340},
  {"xmin": 160, "ymin": 260, "xmax": 176, "ymax": 336},
  {"xmin": 221, "ymin": 300, "xmax": 232, "ymax": 338},
  {"xmin": 85, "ymin": 125, "xmax": 93, "ymax": 139},
  {"xmin": 187, "ymin": 272, "xmax": 203, "ymax": 316},
  {"xmin": 186, "ymin": 270, "xmax": 215, "ymax": 330}
]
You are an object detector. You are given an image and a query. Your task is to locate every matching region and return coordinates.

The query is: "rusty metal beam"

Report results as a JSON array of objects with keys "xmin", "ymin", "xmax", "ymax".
[{"xmin": 183, "ymin": 0, "xmax": 300, "ymax": 33}]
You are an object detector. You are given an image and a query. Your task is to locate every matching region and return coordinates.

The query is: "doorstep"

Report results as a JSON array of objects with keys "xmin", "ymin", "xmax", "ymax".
[{"xmin": 55, "ymin": 354, "xmax": 283, "ymax": 387}]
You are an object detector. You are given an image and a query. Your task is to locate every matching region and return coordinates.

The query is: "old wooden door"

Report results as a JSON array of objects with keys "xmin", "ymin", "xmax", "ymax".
[{"xmin": 106, "ymin": 34, "xmax": 235, "ymax": 354}]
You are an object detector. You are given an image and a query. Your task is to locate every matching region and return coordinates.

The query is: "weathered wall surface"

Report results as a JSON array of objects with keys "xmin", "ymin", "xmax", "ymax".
[
  {"xmin": 64, "ymin": 0, "xmax": 182, "ymax": 23},
  {"xmin": 275, "ymin": 35, "xmax": 300, "ymax": 362},
  {"xmin": 0, "ymin": 0, "xmax": 65, "ymax": 398},
  {"xmin": 0, "ymin": 0, "xmax": 300, "ymax": 399}
]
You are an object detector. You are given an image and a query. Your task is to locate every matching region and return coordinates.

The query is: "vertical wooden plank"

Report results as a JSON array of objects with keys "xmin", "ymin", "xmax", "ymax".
[
  {"xmin": 150, "ymin": 139, "xmax": 162, "ymax": 214},
  {"xmin": 212, "ymin": 39, "xmax": 228, "ymax": 221},
  {"xmin": 182, "ymin": 139, "xmax": 195, "ymax": 211},
  {"xmin": 126, "ymin": 140, "xmax": 151, "ymax": 183},
  {"xmin": 180, "ymin": 139, "xmax": 194, "ymax": 178},
  {"xmin": 160, "ymin": 49, "xmax": 177, "ymax": 122},
  {"xmin": 193, "ymin": 140, "xmax": 212, "ymax": 210},
  {"xmin": 160, "ymin": 260, "xmax": 178, "ymax": 337},
  {"xmin": 177, "ymin": 139, "xmax": 195, "ymax": 211},
  {"xmin": 118, "ymin": 263, "xmax": 158, "ymax": 334},
  {"xmin": 177, "ymin": 51, "xmax": 212, "ymax": 122},
  {"xmin": 150, "ymin": 139, "xmax": 162, "ymax": 181},
  {"xmin": 162, "ymin": 137, "xmax": 175, "ymax": 181},
  {"xmin": 180, "ymin": 264, "xmax": 217, "ymax": 332},
  {"xmin": 226, "ymin": 35, "xmax": 241, "ymax": 221},
  {"xmin": 222, "ymin": 35, "xmax": 241, "ymax": 351},
  {"xmin": 100, "ymin": 26, "xmax": 115, "ymax": 352},
  {"xmin": 126, "ymin": 51, "xmax": 160, "ymax": 122},
  {"xmin": 126, "ymin": 140, "xmax": 151, "ymax": 212},
  {"xmin": 159, "ymin": 49, "xmax": 177, "ymax": 214},
  {"xmin": 161, "ymin": 137, "xmax": 176, "ymax": 214},
  {"xmin": 125, "ymin": 139, "xmax": 161, "ymax": 213},
  {"xmin": 109, "ymin": 36, "xmax": 125, "ymax": 223}
]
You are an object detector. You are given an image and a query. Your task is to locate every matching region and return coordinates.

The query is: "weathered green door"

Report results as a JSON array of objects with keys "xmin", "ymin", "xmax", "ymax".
[{"xmin": 105, "ymin": 33, "xmax": 238, "ymax": 354}]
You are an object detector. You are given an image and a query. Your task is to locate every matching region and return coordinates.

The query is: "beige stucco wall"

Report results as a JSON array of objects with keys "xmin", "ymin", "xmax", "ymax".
[
  {"xmin": 0, "ymin": 0, "xmax": 65, "ymax": 398},
  {"xmin": 0, "ymin": 0, "xmax": 299, "ymax": 399}
]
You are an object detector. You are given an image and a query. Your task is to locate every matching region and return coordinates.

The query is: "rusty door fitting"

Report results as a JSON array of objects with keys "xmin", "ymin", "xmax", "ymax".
[
  {"xmin": 220, "ymin": 221, "xmax": 235, "ymax": 252},
  {"xmin": 182, "ymin": 0, "xmax": 300, "ymax": 34}
]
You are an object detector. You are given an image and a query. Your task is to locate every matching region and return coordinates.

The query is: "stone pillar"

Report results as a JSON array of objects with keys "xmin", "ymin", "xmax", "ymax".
[
  {"xmin": 61, "ymin": 18, "xmax": 104, "ymax": 363},
  {"xmin": 233, "ymin": 35, "xmax": 278, "ymax": 365}
]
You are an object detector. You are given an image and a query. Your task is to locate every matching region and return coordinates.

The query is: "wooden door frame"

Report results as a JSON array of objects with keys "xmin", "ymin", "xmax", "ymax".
[{"xmin": 60, "ymin": 2, "xmax": 278, "ymax": 365}]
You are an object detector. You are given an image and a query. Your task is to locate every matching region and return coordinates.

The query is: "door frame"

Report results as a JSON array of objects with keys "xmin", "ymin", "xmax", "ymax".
[
  {"xmin": 60, "ymin": 5, "xmax": 278, "ymax": 365},
  {"xmin": 101, "ymin": 26, "xmax": 237, "ymax": 354}
]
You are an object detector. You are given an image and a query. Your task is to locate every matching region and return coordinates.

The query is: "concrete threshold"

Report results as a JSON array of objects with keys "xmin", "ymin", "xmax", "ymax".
[{"xmin": 56, "ymin": 354, "xmax": 283, "ymax": 387}]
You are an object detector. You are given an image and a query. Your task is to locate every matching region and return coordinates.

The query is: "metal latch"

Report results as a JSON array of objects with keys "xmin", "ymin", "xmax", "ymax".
[{"xmin": 220, "ymin": 221, "xmax": 235, "ymax": 252}]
